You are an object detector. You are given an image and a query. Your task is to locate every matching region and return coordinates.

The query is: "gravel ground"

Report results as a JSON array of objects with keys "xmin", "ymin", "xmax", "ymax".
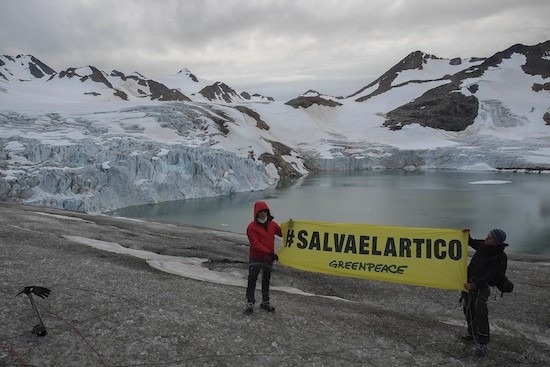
[{"xmin": 1, "ymin": 201, "xmax": 549, "ymax": 367}]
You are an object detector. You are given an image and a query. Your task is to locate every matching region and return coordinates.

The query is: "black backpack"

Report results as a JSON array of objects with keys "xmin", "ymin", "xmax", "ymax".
[{"xmin": 496, "ymin": 275, "xmax": 514, "ymax": 296}]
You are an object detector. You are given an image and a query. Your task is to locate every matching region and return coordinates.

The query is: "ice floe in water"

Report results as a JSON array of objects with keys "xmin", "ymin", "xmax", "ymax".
[{"xmin": 468, "ymin": 180, "xmax": 512, "ymax": 185}]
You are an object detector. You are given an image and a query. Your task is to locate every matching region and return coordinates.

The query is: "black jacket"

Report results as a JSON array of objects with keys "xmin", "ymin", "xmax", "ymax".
[{"xmin": 467, "ymin": 237, "xmax": 508, "ymax": 290}]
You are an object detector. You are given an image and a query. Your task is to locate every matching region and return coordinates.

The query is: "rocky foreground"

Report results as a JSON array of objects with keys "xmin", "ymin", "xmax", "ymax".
[{"xmin": 0, "ymin": 201, "xmax": 549, "ymax": 366}]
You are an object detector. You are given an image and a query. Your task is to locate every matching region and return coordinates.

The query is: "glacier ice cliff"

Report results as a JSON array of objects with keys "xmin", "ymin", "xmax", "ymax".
[
  {"xmin": 0, "ymin": 139, "xmax": 273, "ymax": 212},
  {"xmin": 0, "ymin": 109, "xmax": 275, "ymax": 212}
]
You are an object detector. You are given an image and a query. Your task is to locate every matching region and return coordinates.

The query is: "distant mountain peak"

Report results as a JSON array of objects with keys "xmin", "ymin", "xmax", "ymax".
[
  {"xmin": 302, "ymin": 90, "xmax": 321, "ymax": 97},
  {"xmin": 131, "ymin": 71, "xmax": 146, "ymax": 78},
  {"xmin": 177, "ymin": 68, "xmax": 192, "ymax": 75},
  {"xmin": 392, "ymin": 50, "xmax": 442, "ymax": 72},
  {"xmin": 199, "ymin": 82, "xmax": 240, "ymax": 103},
  {"xmin": 176, "ymin": 68, "xmax": 199, "ymax": 82},
  {"xmin": 348, "ymin": 49, "xmax": 486, "ymax": 102},
  {"xmin": 0, "ymin": 54, "xmax": 56, "ymax": 81}
]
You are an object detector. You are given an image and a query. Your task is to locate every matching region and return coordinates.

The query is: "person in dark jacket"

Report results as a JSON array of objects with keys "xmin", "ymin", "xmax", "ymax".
[
  {"xmin": 462, "ymin": 228, "xmax": 508, "ymax": 356},
  {"xmin": 244, "ymin": 201, "xmax": 282, "ymax": 314}
]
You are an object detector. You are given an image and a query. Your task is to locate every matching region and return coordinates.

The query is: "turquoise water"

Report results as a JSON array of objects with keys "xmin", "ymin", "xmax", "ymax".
[{"xmin": 111, "ymin": 171, "xmax": 550, "ymax": 255}]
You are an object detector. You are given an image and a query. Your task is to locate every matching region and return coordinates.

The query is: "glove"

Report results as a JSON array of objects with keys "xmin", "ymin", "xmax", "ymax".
[
  {"xmin": 268, "ymin": 252, "xmax": 279, "ymax": 262},
  {"xmin": 16, "ymin": 286, "xmax": 51, "ymax": 299}
]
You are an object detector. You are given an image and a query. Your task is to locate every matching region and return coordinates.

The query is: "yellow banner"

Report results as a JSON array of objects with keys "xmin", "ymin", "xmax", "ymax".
[{"xmin": 278, "ymin": 220, "xmax": 468, "ymax": 291}]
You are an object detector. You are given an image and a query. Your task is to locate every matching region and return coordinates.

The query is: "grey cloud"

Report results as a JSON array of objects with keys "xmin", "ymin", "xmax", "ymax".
[{"xmin": 1, "ymin": 0, "xmax": 549, "ymax": 99}]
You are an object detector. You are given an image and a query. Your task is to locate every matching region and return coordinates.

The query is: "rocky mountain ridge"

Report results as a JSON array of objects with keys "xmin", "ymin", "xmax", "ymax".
[
  {"xmin": 2, "ymin": 41, "xmax": 549, "ymax": 132},
  {"xmin": 286, "ymin": 41, "xmax": 550, "ymax": 132},
  {"xmin": 382, "ymin": 41, "xmax": 550, "ymax": 131},
  {"xmin": 0, "ymin": 55, "xmax": 272, "ymax": 103}
]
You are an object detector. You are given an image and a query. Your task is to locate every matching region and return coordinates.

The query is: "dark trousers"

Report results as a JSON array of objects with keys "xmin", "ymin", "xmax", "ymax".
[
  {"xmin": 462, "ymin": 286, "xmax": 491, "ymax": 344},
  {"xmin": 246, "ymin": 260, "xmax": 272, "ymax": 304}
]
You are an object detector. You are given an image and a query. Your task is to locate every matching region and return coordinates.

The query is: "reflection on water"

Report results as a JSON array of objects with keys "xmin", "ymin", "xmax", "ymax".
[{"xmin": 111, "ymin": 171, "xmax": 550, "ymax": 255}]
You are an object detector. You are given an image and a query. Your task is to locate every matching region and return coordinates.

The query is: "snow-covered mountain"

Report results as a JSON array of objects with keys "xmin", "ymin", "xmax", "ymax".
[
  {"xmin": 1, "ymin": 40, "xmax": 549, "ymax": 212},
  {"xmin": 157, "ymin": 68, "xmax": 273, "ymax": 103},
  {"xmin": 0, "ymin": 55, "xmax": 272, "ymax": 103}
]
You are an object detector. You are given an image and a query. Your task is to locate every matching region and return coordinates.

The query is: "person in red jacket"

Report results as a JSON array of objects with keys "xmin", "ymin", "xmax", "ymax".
[{"xmin": 245, "ymin": 201, "xmax": 282, "ymax": 314}]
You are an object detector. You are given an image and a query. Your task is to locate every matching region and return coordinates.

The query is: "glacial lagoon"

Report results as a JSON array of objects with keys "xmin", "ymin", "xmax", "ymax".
[{"xmin": 111, "ymin": 171, "xmax": 550, "ymax": 255}]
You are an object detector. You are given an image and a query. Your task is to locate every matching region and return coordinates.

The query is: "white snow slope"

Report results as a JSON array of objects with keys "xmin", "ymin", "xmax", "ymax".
[{"xmin": 1, "ymin": 43, "xmax": 549, "ymax": 212}]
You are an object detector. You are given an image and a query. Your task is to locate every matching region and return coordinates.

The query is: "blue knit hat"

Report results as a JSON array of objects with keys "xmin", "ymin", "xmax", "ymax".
[{"xmin": 490, "ymin": 229, "xmax": 506, "ymax": 245}]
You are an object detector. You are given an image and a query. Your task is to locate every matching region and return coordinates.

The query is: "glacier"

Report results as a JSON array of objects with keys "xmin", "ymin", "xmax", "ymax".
[{"xmin": 0, "ymin": 106, "xmax": 275, "ymax": 212}]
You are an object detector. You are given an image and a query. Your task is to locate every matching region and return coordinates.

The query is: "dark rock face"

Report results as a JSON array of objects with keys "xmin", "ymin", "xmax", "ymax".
[
  {"xmin": 380, "ymin": 41, "xmax": 550, "ymax": 132},
  {"xmin": 519, "ymin": 41, "xmax": 550, "ymax": 78},
  {"xmin": 449, "ymin": 58, "xmax": 462, "ymax": 66},
  {"xmin": 284, "ymin": 96, "xmax": 342, "ymax": 109},
  {"xmin": 259, "ymin": 140, "xmax": 302, "ymax": 178},
  {"xmin": 253, "ymin": 93, "xmax": 274, "ymax": 101},
  {"xmin": 234, "ymin": 106, "xmax": 270, "ymax": 130},
  {"xmin": 30, "ymin": 56, "xmax": 56, "ymax": 76},
  {"xmin": 469, "ymin": 57, "xmax": 486, "ymax": 62},
  {"xmin": 12, "ymin": 54, "xmax": 54, "ymax": 80},
  {"xmin": 58, "ymin": 66, "xmax": 132, "ymax": 101},
  {"xmin": 199, "ymin": 82, "xmax": 239, "ymax": 103},
  {"xmin": 351, "ymin": 51, "xmax": 441, "ymax": 102},
  {"xmin": 58, "ymin": 68, "xmax": 77, "ymax": 79},
  {"xmin": 384, "ymin": 84, "xmax": 479, "ymax": 131},
  {"xmin": 207, "ymin": 109, "xmax": 231, "ymax": 135},
  {"xmin": 544, "ymin": 112, "xmax": 550, "ymax": 125},
  {"xmin": 110, "ymin": 70, "xmax": 126, "ymax": 80},
  {"xmin": 460, "ymin": 41, "xmax": 550, "ymax": 80},
  {"xmin": 532, "ymin": 82, "xmax": 550, "ymax": 92},
  {"xmin": 177, "ymin": 69, "xmax": 199, "ymax": 83},
  {"xmin": 81, "ymin": 66, "xmax": 115, "ymax": 89},
  {"xmin": 147, "ymin": 80, "xmax": 191, "ymax": 101},
  {"xmin": 240, "ymin": 92, "xmax": 251, "ymax": 100},
  {"xmin": 28, "ymin": 63, "xmax": 44, "ymax": 78},
  {"xmin": 113, "ymin": 90, "xmax": 129, "ymax": 101}
]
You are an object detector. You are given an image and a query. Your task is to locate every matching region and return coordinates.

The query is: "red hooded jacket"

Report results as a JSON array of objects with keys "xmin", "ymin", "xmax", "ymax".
[{"xmin": 246, "ymin": 201, "xmax": 282, "ymax": 261}]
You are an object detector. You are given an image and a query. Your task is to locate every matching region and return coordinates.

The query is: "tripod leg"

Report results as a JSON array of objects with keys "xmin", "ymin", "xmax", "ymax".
[{"xmin": 27, "ymin": 294, "xmax": 47, "ymax": 336}]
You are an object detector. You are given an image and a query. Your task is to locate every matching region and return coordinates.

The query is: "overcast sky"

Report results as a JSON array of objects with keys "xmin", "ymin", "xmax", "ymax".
[{"xmin": 1, "ymin": 0, "xmax": 549, "ymax": 100}]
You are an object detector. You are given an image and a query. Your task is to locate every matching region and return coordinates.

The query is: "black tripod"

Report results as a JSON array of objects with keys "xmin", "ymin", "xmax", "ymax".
[{"xmin": 16, "ymin": 286, "xmax": 51, "ymax": 337}]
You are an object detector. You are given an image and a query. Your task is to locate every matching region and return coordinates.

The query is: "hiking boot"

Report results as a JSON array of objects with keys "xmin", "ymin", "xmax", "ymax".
[
  {"xmin": 460, "ymin": 334, "xmax": 474, "ymax": 342},
  {"xmin": 474, "ymin": 343, "xmax": 487, "ymax": 356},
  {"xmin": 244, "ymin": 302, "xmax": 254, "ymax": 315},
  {"xmin": 259, "ymin": 302, "xmax": 275, "ymax": 312}
]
